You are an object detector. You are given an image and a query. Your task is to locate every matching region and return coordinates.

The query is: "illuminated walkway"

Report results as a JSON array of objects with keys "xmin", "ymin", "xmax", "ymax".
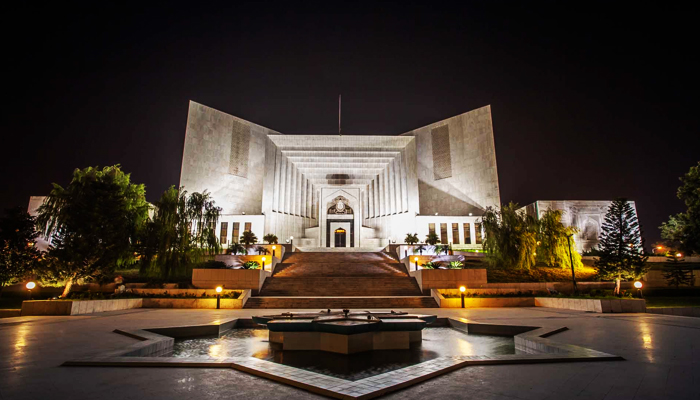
[{"xmin": 1, "ymin": 307, "xmax": 698, "ymax": 399}]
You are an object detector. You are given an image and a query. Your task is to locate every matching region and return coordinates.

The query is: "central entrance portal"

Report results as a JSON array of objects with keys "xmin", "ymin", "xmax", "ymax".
[{"xmin": 334, "ymin": 228, "xmax": 347, "ymax": 247}]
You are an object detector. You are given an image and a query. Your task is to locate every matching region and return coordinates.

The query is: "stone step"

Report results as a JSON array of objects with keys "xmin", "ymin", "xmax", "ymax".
[
  {"xmin": 273, "ymin": 262, "xmax": 408, "ymax": 277},
  {"xmin": 259, "ymin": 277, "xmax": 423, "ymax": 297},
  {"xmin": 282, "ymin": 252, "xmax": 396, "ymax": 264},
  {"xmin": 243, "ymin": 296, "xmax": 439, "ymax": 309}
]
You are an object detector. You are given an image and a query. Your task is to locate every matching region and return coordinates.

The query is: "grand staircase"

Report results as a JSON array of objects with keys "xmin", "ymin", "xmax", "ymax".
[{"xmin": 244, "ymin": 251, "xmax": 438, "ymax": 309}]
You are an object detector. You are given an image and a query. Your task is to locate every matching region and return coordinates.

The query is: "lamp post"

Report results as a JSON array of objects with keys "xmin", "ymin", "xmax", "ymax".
[
  {"xmin": 272, "ymin": 245, "xmax": 276, "ymax": 258},
  {"xmin": 565, "ymin": 234, "xmax": 578, "ymax": 294},
  {"xmin": 216, "ymin": 286, "xmax": 222, "ymax": 309},
  {"xmin": 26, "ymin": 281, "xmax": 36, "ymax": 300},
  {"xmin": 634, "ymin": 281, "xmax": 643, "ymax": 298},
  {"xmin": 414, "ymin": 257, "xmax": 419, "ymax": 271},
  {"xmin": 290, "ymin": 236, "xmax": 294, "ymax": 250},
  {"xmin": 460, "ymin": 286, "xmax": 466, "ymax": 308},
  {"xmin": 262, "ymin": 256, "xmax": 266, "ymax": 271}
]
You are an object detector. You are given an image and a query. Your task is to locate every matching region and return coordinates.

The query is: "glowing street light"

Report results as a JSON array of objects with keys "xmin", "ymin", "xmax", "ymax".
[
  {"xmin": 26, "ymin": 281, "xmax": 35, "ymax": 300},
  {"xmin": 290, "ymin": 236, "xmax": 294, "ymax": 249},
  {"xmin": 676, "ymin": 253, "xmax": 683, "ymax": 258},
  {"xmin": 414, "ymin": 257, "xmax": 419, "ymax": 271},
  {"xmin": 262, "ymin": 256, "xmax": 266, "ymax": 271},
  {"xmin": 272, "ymin": 245, "xmax": 276, "ymax": 258},
  {"xmin": 216, "ymin": 286, "xmax": 223, "ymax": 309},
  {"xmin": 460, "ymin": 286, "xmax": 466, "ymax": 308},
  {"xmin": 634, "ymin": 281, "xmax": 643, "ymax": 298}
]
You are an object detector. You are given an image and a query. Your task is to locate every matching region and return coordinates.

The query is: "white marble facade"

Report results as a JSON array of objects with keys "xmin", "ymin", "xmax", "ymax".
[
  {"xmin": 178, "ymin": 101, "xmax": 503, "ymax": 248},
  {"xmin": 521, "ymin": 200, "xmax": 639, "ymax": 253}
]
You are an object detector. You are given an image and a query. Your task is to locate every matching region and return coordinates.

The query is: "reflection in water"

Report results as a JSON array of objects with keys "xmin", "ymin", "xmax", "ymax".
[{"xmin": 169, "ymin": 328, "xmax": 515, "ymax": 381}]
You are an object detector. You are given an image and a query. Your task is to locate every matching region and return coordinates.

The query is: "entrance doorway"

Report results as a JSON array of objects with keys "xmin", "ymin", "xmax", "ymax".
[{"xmin": 334, "ymin": 228, "xmax": 347, "ymax": 247}]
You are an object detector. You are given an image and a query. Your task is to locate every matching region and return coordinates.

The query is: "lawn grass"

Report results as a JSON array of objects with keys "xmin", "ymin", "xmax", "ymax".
[
  {"xmin": 0, "ymin": 297, "xmax": 25, "ymax": 309},
  {"xmin": 644, "ymin": 296, "xmax": 700, "ymax": 308},
  {"xmin": 486, "ymin": 265, "xmax": 598, "ymax": 283}
]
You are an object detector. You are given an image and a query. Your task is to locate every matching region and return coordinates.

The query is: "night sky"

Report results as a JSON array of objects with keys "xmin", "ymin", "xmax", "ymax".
[{"xmin": 2, "ymin": 2, "xmax": 697, "ymax": 246}]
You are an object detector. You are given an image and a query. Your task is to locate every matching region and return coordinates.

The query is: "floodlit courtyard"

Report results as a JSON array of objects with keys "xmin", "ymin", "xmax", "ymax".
[{"xmin": 2, "ymin": 307, "xmax": 698, "ymax": 400}]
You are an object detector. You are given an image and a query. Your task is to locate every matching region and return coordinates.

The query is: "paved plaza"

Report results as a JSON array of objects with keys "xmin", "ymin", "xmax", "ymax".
[{"xmin": 1, "ymin": 307, "xmax": 698, "ymax": 400}]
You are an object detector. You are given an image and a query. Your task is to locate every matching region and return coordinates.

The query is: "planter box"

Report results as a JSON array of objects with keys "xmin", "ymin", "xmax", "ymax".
[
  {"xmin": 410, "ymin": 268, "xmax": 487, "ymax": 292},
  {"xmin": 0, "ymin": 309, "xmax": 21, "ymax": 318},
  {"xmin": 192, "ymin": 268, "xmax": 270, "ymax": 291},
  {"xmin": 141, "ymin": 297, "xmax": 246, "ymax": 309},
  {"xmin": 432, "ymin": 291, "xmax": 535, "ymax": 308},
  {"xmin": 534, "ymin": 297, "xmax": 646, "ymax": 313},
  {"xmin": 21, "ymin": 298, "xmax": 143, "ymax": 316}
]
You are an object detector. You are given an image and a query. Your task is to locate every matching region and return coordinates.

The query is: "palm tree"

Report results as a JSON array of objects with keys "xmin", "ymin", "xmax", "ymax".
[
  {"xmin": 436, "ymin": 244, "xmax": 450, "ymax": 255},
  {"xmin": 425, "ymin": 233, "xmax": 440, "ymax": 246},
  {"xmin": 256, "ymin": 246, "xmax": 269, "ymax": 255},
  {"xmin": 415, "ymin": 244, "xmax": 426, "ymax": 255},
  {"xmin": 405, "ymin": 233, "xmax": 419, "ymax": 245},
  {"xmin": 229, "ymin": 242, "xmax": 246, "ymax": 255},
  {"xmin": 240, "ymin": 231, "xmax": 258, "ymax": 246},
  {"xmin": 263, "ymin": 234, "xmax": 278, "ymax": 244}
]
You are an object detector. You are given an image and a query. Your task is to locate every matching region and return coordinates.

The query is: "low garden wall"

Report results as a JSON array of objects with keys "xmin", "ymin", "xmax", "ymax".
[
  {"xmin": 534, "ymin": 297, "xmax": 646, "ymax": 313},
  {"xmin": 432, "ymin": 290, "xmax": 535, "ymax": 308},
  {"xmin": 142, "ymin": 293, "xmax": 249, "ymax": 309},
  {"xmin": 192, "ymin": 268, "xmax": 270, "ymax": 291},
  {"xmin": 215, "ymin": 254, "xmax": 280, "ymax": 273},
  {"xmin": 0, "ymin": 309, "xmax": 21, "ymax": 318},
  {"xmin": 410, "ymin": 269, "xmax": 487, "ymax": 292},
  {"xmin": 21, "ymin": 298, "xmax": 143, "ymax": 316},
  {"xmin": 646, "ymin": 307, "xmax": 700, "ymax": 317}
]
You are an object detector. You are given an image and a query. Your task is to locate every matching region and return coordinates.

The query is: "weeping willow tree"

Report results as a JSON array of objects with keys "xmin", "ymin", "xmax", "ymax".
[
  {"xmin": 482, "ymin": 203, "xmax": 538, "ymax": 270},
  {"xmin": 139, "ymin": 187, "xmax": 221, "ymax": 280},
  {"xmin": 537, "ymin": 209, "xmax": 583, "ymax": 270}
]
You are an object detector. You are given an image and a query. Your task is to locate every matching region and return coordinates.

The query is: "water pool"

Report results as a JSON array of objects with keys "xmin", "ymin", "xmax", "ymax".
[{"xmin": 166, "ymin": 327, "xmax": 515, "ymax": 381}]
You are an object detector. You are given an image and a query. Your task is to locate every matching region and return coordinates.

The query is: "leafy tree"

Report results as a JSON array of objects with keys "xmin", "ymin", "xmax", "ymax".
[
  {"xmin": 240, "ymin": 231, "xmax": 258, "ymax": 246},
  {"xmin": 425, "ymin": 232, "xmax": 440, "ymax": 246},
  {"xmin": 242, "ymin": 260, "xmax": 260, "ymax": 269},
  {"xmin": 263, "ymin": 234, "xmax": 278, "ymax": 244},
  {"xmin": 414, "ymin": 244, "xmax": 426, "ymax": 255},
  {"xmin": 595, "ymin": 198, "xmax": 649, "ymax": 295},
  {"xmin": 662, "ymin": 252, "xmax": 693, "ymax": 288},
  {"xmin": 0, "ymin": 208, "xmax": 42, "ymax": 296},
  {"xmin": 537, "ymin": 209, "xmax": 583, "ymax": 270},
  {"xmin": 405, "ymin": 233, "xmax": 419, "ymax": 245},
  {"xmin": 255, "ymin": 246, "xmax": 269, "ymax": 255},
  {"xmin": 138, "ymin": 186, "xmax": 222, "ymax": 280},
  {"xmin": 660, "ymin": 162, "xmax": 700, "ymax": 255},
  {"xmin": 36, "ymin": 166, "xmax": 149, "ymax": 297},
  {"xmin": 229, "ymin": 242, "xmax": 247, "ymax": 255},
  {"xmin": 482, "ymin": 203, "xmax": 538, "ymax": 270},
  {"xmin": 448, "ymin": 261, "xmax": 464, "ymax": 269}
]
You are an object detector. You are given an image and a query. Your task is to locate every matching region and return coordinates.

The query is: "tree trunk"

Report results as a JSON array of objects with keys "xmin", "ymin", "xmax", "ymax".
[
  {"xmin": 60, "ymin": 276, "xmax": 75, "ymax": 298},
  {"xmin": 614, "ymin": 276, "xmax": 621, "ymax": 296}
]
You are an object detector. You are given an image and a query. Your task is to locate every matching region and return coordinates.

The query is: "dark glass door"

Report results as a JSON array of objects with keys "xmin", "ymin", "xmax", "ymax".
[{"xmin": 334, "ymin": 228, "xmax": 346, "ymax": 247}]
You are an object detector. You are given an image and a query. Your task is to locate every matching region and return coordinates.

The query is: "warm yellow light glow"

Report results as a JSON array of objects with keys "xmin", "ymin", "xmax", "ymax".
[
  {"xmin": 272, "ymin": 245, "xmax": 276, "ymax": 249},
  {"xmin": 536, "ymin": 241, "xmax": 541, "ymax": 246},
  {"xmin": 290, "ymin": 236, "xmax": 294, "ymax": 240},
  {"xmin": 26, "ymin": 282, "xmax": 36, "ymax": 290},
  {"xmin": 262, "ymin": 257, "xmax": 266, "ymax": 262},
  {"xmin": 459, "ymin": 286, "xmax": 466, "ymax": 293},
  {"xmin": 676, "ymin": 253, "xmax": 682, "ymax": 257},
  {"xmin": 533, "ymin": 252, "xmax": 537, "ymax": 256},
  {"xmin": 657, "ymin": 246, "xmax": 663, "ymax": 250},
  {"xmin": 634, "ymin": 281, "xmax": 643, "ymax": 289},
  {"xmin": 215, "ymin": 286, "xmax": 223, "ymax": 293}
]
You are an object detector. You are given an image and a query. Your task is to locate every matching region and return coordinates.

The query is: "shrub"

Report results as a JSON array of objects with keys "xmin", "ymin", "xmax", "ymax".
[
  {"xmin": 242, "ymin": 261, "xmax": 261, "ymax": 270},
  {"xmin": 421, "ymin": 261, "xmax": 440, "ymax": 269},
  {"xmin": 193, "ymin": 260, "xmax": 227, "ymax": 269},
  {"xmin": 448, "ymin": 261, "xmax": 463, "ymax": 269}
]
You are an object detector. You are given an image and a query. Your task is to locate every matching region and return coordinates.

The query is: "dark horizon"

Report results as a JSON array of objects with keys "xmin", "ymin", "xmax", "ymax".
[{"xmin": 2, "ymin": 1, "xmax": 698, "ymax": 247}]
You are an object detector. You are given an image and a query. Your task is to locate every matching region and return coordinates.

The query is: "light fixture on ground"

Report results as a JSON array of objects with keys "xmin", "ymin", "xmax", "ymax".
[
  {"xmin": 215, "ymin": 286, "xmax": 223, "ymax": 309},
  {"xmin": 272, "ymin": 245, "xmax": 276, "ymax": 257},
  {"xmin": 634, "ymin": 281, "xmax": 643, "ymax": 298},
  {"xmin": 460, "ymin": 286, "xmax": 466, "ymax": 308},
  {"xmin": 26, "ymin": 281, "xmax": 35, "ymax": 300},
  {"xmin": 262, "ymin": 256, "xmax": 266, "ymax": 271},
  {"xmin": 414, "ymin": 257, "xmax": 418, "ymax": 271}
]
